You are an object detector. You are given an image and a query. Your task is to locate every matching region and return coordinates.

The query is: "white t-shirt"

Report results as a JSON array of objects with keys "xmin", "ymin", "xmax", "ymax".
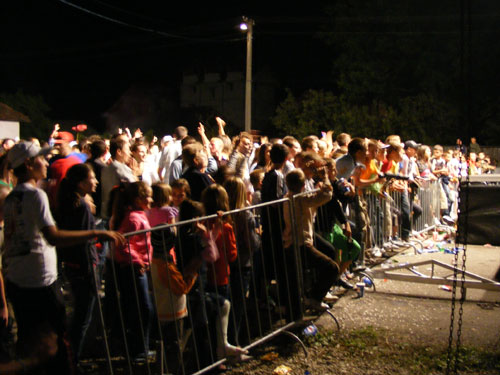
[{"xmin": 3, "ymin": 183, "xmax": 57, "ymax": 288}]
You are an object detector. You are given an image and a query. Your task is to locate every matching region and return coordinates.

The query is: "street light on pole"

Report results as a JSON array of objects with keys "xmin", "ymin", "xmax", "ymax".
[{"xmin": 240, "ymin": 16, "xmax": 254, "ymax": 133}]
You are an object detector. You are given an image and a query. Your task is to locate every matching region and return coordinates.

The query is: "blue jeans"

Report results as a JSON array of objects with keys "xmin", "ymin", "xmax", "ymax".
[
  {"xmin": 117, "ymin": 265, "xmax": 153, "ymax": 357},
  {"xmin": 65, "ymin": 267, "xmax": 97, "ymax": 362}
]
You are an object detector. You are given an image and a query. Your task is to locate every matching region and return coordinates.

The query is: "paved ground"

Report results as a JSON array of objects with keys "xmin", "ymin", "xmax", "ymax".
[{"xmin": 318, "ymin": 244, "xmax": 500, "ymax": 348}]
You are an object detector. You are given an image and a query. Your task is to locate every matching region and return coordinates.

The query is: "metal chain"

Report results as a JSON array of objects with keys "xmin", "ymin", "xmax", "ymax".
[
  {"xmin": 454, "ymin": 164, "xmax": 470, "ymax": 374},
  {"xmin": 445, "ymin": 229, "xmax": 459, "ymax": 375},
  {"xmin": 445, "ymin": 157, "xmax": 470, "ymax": 375}
]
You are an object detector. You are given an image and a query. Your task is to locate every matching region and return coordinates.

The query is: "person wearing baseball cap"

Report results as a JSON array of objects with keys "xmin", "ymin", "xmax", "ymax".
[
  {"xmin": 404, "ymin": 140, "xmax": 420, "ymax": 150},
  {"xmin": 7, "ymin": 141, "xmax": 52, "ymax": 170},
  {"xmin": 3, "ymin": 141, "xmax": 125, "ymax": 373},
  {"xmin": 48, "ymin": 131, "xmax": 83, "ymax": 208}
]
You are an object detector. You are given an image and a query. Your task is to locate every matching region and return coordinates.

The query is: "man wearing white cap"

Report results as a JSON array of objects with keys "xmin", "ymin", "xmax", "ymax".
[{"xmin": 3, "ymin": 141, "xmax": 124, "ymax": 372}]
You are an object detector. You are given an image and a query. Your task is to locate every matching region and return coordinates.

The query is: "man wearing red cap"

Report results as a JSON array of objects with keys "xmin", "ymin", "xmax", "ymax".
[{"xmin": 47, "ymin": 131, "xmax": 82, "ymax": 209}]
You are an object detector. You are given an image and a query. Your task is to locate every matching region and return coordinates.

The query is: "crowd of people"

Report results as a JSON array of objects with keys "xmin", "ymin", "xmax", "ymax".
[{"xmin": 0, "ymin": 118, "xmax": 496, "ymax": 373}]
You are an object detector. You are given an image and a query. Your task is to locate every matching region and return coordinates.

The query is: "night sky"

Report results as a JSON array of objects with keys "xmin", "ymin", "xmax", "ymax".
[
  {"xmin": 1, "ymin": 1, "xmax": 331, "ymax": 131},
  {"xmin": 3, "ymin": 1, "xmax": 500, "ymax": 144}
]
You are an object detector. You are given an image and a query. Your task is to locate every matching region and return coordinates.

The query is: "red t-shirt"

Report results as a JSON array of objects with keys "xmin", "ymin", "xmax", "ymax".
[
  {"xmin": 48, "ymin": 154, "xmax": 81, "ymax": 207},
  {"xmin": 207, "ymin": 222, "xmax": 237, "ymax": 287}
]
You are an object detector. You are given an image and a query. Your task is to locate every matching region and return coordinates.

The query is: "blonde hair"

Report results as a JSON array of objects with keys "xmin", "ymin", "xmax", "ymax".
[{"xmin": 224, "ymin": 177, "xmax": 247, "ymax": 210}]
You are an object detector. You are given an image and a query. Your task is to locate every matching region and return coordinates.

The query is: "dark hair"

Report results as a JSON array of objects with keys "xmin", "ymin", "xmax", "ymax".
[
  {"xmin": 282, "ymin": 136, "xmax": 299, "ymax": 149},
  {"xmin": 1, "ymin": 138, "xmax": 14, "ymax": 147},
  {"xmin": 201, "ymin": 184, "xmax": 229, "ymax": 216},
  {"xmin": 182, "ymin": 143, "xmax": 203, "ymax": 168},
  {"xmin": 301, "ymin": 136, "xmax": 317, "ymax": 151},
  {"xmin": 255, "ymin": 143, "xmax": 272, "ymax": 168},
  {"xmin": 179, "ymin": 199, "xmax": 204, "ymax": 222},
  {"xmin": 347, "ymin": 137, "xmax": 367, "ymax": 156},
  {"xmin": 57, "ymin": 163, "xmax": 93, "ymax": 212},
  {"xmin": 89, "ymin": 139, "xmax": 107, "ymax": 160},
  {"xmin": 181, "ymin": 136, "xmax": 196, "ymax": 148},
  {"xmin": 111, "ymin": 181, "xmax": 151, "ymax": 229},
  {"xmin": 269, "ymin": 143, "xmax": 289, "ymax": 164},
  {"xmin": 12, "ymin": 163, "xmax": 29, "ymax": 178},
  {"xmin": 286, "ymin": 169, "xmax": 306, "ymax": 194},
  {"xmin": 109, "ymin": 139, "xmax": 127, "ymax": 159},
  {"xmin": 250, "ymin": 168, "xmax": 265, "ymax": 188},
  {"xmin": 130, "ymin": 141, "xmax": 147, "ymax": 154},
  {"xmin": 151, "ymin": 183, "xmax": 171, "ymax": 208},
  {"xmin": 171, "ymin": 178, "xmax": 191, "ymax": 198},
  {"xmin": 212, "ymin": 164, "xmax": 235, "ymax": 185}
]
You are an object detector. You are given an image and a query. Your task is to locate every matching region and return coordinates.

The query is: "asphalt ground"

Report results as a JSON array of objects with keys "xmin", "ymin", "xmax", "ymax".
[{"xmin": 319, "ymin": 244, "xmax": 500, "ymax": 349}]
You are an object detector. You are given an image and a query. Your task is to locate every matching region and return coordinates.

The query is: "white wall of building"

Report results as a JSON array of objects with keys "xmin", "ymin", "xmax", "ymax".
[{"xmin": 0, "ymin": 121, "xmax": 20, "ymax": 140}]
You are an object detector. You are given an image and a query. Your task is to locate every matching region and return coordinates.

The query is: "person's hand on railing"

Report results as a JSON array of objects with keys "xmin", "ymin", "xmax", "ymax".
[{"xmin": 97, "ymin": 230, "xmax": 126, "ymax": 248}]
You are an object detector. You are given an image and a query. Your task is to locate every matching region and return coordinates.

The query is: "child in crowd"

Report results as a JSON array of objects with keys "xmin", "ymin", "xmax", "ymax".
[
  {"xmin": 171, "ymin": 178, "xmax": 191, "ymax": 211},
  {"xmin": 282, "ymin": 168, "xmax": 339, "ymax": 313},
  {"xmin": 223, "ymin": 177, "xmax": 261, "ymax": 344},
  {"xmin": 112, "ymin": 181, "xmax": 154, "ymax": 363},
  {"xmin": 201, "ymin": 184, "xmax": 237, "ymax": 299},
  {"xmin": 201, "ymin": 184, "xmax": 249, "ymax": 360},
  {"xmin": 249, "ymin": 168, "xmax": 264, "ymax": 206},
  {"xmin": 147, "ymin": 183, "xmax": 179, "ymax": 265},
  {"xmin": 150, "ymin": 199, "xmax": 205, "ymax": 370},
  {"xmin": 431, "ymin": 145, "xmax": 452, "ymax": 222},
  {"xmin": 321, "ymin": 158, "xmax": 360, "ymax": 280},
  {"xmin": 147, "ymin": 183, "xmax": 178, "ymax": 226}
]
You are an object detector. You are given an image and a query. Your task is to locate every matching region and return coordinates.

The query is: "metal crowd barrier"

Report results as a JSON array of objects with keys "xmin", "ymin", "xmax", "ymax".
[
  {"xmin": 67, "ymin": 180, "xmax": 452, "ymax": 374},
  {"xmin": 412, "ymin": 179, "xmax": 442, "ymax": 232},
  {"xmin": 337, "ymin": 180, "xmax": 444, "ymax": 260},
  {"xmin": 77, "ymin": 197, "xmax": 338, "ymax": 375}
]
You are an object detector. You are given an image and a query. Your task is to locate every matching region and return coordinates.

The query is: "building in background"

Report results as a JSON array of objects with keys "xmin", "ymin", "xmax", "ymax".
[{"xmin": 0, "ymin": 102, "xmax": 30, "ymax": 140}]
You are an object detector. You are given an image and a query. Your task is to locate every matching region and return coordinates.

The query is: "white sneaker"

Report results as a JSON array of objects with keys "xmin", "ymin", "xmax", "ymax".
[
  {"xmin": 323, "ymin": 291, "xmax": 339, "ymax": 303},
  {"xmin": 442, "ymin": 215, "xmax": 455, "ymax": 225},
  {"xmin": 372, "ymin": 248, "xmax": 382, "ymax": 257},
  {"xmin": 305, "ymin": 298, "xmax": 330, "ymax": 312},
  {"xmin": 382, "ymin": 242, "xmax": 396, "ymax": 250}
]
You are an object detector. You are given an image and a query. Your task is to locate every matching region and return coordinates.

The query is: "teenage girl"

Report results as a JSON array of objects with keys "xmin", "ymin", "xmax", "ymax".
[
  {"xmin": 223, "ymin": 177, "xmax": 261, "ymax": 344},
  {"xmin": 112, "ymin": 181, "xmax": 154, "ymax": 362},
  {"xmin": 170, "ymin": 178, "xmax": 191, "ymax": 212},
  {"xmin": 56, "ymin": 163, "xmax": 102, "ymax": 365},
  {"xmin": 200, "ymin": 184, "xmax": 247, "ymax": 360}
]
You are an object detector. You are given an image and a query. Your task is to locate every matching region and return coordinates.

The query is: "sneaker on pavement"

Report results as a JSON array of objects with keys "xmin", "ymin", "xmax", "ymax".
[
  {"xmin": 338, "ymin": 278, "xmax": 354, "ymax": 290},
  {"xmin": 323, "ymin": 291, "xmax": 339, "ymax": 303},
  {"xmin": 442, "ymin": 215, "xmax": 455, "ymax": 225},
  {"xmin": 305, "ymin": 298, "xmax": 330, "ymax": 312}
]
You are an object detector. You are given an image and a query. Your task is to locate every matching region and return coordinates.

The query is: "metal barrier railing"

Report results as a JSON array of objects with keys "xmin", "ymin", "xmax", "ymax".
[
  {"xmin": 69, "ymin": 180, "xmax": 449, "ymax": 374},
  {"xmin": 85, "ymin": 197, "xmax": 325, "ymax": 374}
]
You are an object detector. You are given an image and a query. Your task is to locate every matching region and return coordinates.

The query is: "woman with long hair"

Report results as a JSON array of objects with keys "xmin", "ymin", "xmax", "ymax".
[
  {"xmin": 416, "ymin": 145, "xmax": 436, "ymax": 180},
  {"xmin": 56, "ymin": 163, "xmax": 104, "ymax": 366},
  {"xmin": 223, "ymin": 177, "xmax": 260, "ymax": 344},
  {"xmin": 250, "ymin": 143, "xmax": 272, "ymax": 173}
]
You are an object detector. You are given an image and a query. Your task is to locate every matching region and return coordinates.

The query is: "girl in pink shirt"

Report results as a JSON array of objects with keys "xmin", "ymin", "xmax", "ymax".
[
  {"xmin": 147, "ymin": 183, "xmax": 178, "ymax": 227},
  {"xmin": 112, "ymin": 181, "xmax": 155, "ymax": 362}
]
